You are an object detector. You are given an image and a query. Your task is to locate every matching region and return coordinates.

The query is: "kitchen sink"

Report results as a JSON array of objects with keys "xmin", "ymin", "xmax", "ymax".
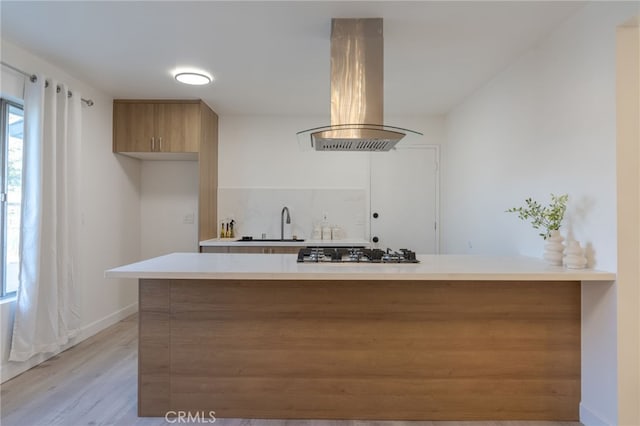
[{"xmin": 237, "ymin": 238, "xmax": 305, "ymax": 242}]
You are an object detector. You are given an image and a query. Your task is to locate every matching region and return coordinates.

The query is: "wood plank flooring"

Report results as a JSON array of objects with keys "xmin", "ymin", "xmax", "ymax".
[{"xmin": 0, "ymin": 314, "xmax": 582, "ymax": 426}]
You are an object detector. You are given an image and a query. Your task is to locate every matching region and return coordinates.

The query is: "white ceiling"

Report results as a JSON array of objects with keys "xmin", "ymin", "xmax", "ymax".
[{"xmin": 1, "ymin": 1, "xmax": 584, "ymax": 116}]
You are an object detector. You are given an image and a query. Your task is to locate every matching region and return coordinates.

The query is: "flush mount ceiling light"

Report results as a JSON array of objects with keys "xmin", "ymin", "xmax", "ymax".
[{"xmin": 174, "ymin": 72, "xmax": 212, "ymax": 85}]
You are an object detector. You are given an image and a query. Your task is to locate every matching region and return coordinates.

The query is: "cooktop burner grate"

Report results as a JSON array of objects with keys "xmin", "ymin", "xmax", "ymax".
[{"xmin": 297, "ymin": 247, "xmax": 419, "ymax": 263}]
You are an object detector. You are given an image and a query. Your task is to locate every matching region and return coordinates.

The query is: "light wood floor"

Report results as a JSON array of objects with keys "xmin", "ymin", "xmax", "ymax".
[{"xmin": 0, "ymin": 314, "xmax": 583, "ymax": 426}]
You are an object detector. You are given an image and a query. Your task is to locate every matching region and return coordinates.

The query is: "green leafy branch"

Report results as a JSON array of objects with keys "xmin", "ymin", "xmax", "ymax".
[{"xmin": 506, "ymin": 194, "xmax": 568, "ymax": 239}]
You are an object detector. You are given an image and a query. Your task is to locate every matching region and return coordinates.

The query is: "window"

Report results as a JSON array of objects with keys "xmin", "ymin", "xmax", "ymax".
[{"xmin": 1, "ymin": 98, "xmax": 24, "ymax": 299}]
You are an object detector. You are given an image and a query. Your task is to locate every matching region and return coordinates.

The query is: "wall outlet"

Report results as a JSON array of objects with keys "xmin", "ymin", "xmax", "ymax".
[{"xmin": 183, "ymin": 213, "xmax": 195, "ymax": 224}]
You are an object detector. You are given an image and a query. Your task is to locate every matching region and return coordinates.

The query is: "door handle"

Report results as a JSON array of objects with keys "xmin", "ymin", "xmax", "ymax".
[
  {"xmin": 151, "ymin": 137, "xmax": 155, "ymax": 151},
  {"xmin": 158, "ymin": 137, "xmax": 162, "ymax": 152}
]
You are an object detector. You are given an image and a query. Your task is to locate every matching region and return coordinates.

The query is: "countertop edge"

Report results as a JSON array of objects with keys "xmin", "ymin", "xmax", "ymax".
[{"xmin": 105, "ymin": 271, "xmax": 616, "ymax": 281}]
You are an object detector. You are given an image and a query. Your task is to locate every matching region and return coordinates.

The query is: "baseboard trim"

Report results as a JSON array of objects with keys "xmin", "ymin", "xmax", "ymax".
[
  {"xmin": 580, "ymin": 402, "xmax": 614, "ymax": 426},
  {"xmin": 0, "ymin": 302, "xmax": 138, "ymax": 383},
  {"xmin": 77, "ymin": 302, "xmax": 138, "ymax": 341}
]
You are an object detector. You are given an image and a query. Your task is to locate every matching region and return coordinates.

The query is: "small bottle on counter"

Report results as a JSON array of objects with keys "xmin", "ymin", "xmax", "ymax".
[
  {"xmin": 331, "ymin": 225, "xmax": 342, "ymax": 240},
  {"xmin": 220, "ymin": 222, "xmax": 225, "ymax": 238},
  {"xmin": 229, "ymin": 220, "xmax": 235, "ymax": 238},
  {"xmin": 321, "ymin": 213, "xmax": 330, "ymax": 240},
  {"xmin": 322, "ymin": 224, "xmax": 332, "ymax": 240}
]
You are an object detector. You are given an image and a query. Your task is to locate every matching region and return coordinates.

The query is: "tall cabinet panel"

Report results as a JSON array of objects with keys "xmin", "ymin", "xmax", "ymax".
[
  {"xmin": 198, "ymin": 104, "xmax": 218, "ymax": 242},
  {"xmin": 112, "ymin": 99, "xmax": 218, "ymax": 242}
]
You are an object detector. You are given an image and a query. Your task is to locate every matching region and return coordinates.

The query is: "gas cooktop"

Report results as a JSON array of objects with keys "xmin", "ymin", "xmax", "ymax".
[{"xmin": 297, "ymin": 247, "xmax": 419, "ymax": 263}]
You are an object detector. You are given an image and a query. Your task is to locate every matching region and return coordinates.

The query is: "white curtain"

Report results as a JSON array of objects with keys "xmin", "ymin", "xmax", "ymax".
[{"xmin": 9, "ymin": 75, "xmax": 81, "ymax": 362}]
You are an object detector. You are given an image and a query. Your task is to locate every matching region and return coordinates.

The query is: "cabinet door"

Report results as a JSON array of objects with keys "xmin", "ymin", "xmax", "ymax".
[
  {"xmin": 228, "ymin": 246, "xmax": 271, "ymax": 254},
  {"xmin": 201, "ymin": 246, "xmax": 229, "ymax": 253},
  {"xmin": 156, "ymin": 103, "xmax": 200, "ymax": 153},
  {"xmin": 270, "ymin": 247, "xmax": 301, "ymax": 254},
  {"xmin": 113, "ymin": 102, "xmax": 155, "ymax": 152},
  {"xmin": 225, "ymin": 246, "xmax": 300, "ymax": 254}
]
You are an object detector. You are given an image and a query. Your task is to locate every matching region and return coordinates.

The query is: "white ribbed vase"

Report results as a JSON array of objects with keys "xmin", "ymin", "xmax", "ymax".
[
  {"xmin": 543, "ymin": 230, "xmax": 565, "ymax": 266},
  {"xmin": 564, "ymin": 240, "xmax": 588, "ymax": 269}
]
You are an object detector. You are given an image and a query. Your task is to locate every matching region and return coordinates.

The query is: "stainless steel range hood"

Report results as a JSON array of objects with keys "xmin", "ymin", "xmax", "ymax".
[{"xmin": 297, "ymin": 18, "xmax": 422, "ymax": 152}]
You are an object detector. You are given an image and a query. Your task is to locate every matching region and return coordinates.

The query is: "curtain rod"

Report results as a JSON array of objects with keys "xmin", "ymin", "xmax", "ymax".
[{"xmin": 1, "ymin": 61, "xmax": 94, "ymax": 107}]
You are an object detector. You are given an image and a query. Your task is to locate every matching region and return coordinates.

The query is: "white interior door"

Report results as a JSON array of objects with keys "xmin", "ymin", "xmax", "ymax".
[{"xmin": 370, "ymin": 146, "xmax": 439, "ymax": 254}]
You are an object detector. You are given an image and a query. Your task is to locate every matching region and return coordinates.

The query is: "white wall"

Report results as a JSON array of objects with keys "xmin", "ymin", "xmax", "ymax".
[
  {"xmin": 219, "ymin": 115, "xmax": 370, "ymax": 189},
  {"xmin": 442, "ymin": 3, "xmax": 639, "ymax": 425},
  {"xmin": 140, "ymin": 161, "xmax": 199, "ymax": 258},
  {"xmin": 0, "ymin": 39, "xmax": 141, "ymax": 382},
  {"xmin": 218, "ymin": 114, "xmax": 445, "ymax": 241}
]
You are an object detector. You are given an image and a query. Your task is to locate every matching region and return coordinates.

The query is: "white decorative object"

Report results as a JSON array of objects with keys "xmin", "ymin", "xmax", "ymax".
[
  {"xmin": 311, "ymin": 224, "xmax": 322, "ymax": 240},
  {"xmin": 543, "ymin": 230, "xmax": 565, "ymax": 266},
  {"xmin": 331, "ymin": 225, "xmax": 344, "ymax": 240},
  {"xmin": 564, "ymin": 240, "xmax": 588, "ymax": 269}
]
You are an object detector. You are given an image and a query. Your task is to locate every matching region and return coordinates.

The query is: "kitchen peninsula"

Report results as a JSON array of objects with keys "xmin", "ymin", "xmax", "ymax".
[{"xmin": 106, "ymin": 253, "xmax": 614, "ymax": 421}]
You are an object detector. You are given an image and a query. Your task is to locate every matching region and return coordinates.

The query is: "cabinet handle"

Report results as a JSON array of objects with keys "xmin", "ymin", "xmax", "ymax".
[
  {"xmin": 151, "ymin": 137, "xmax": 155, "ymax": 151},
  {"xmin": 158, "ymin": 137, "xmax": 162, "ymax": 152}
]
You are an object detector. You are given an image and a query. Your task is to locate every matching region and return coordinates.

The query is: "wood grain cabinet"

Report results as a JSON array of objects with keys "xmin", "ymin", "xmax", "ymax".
[
  {"xmin": 113, "ymin": 100, "xmax": 201, "ymax": 154},
  {"xmin": 230, "ymin": 246, "xmax": 300, "ymax": 254},
  {"xmin": 113, "ymin": 99, "xmax": 219, "ymax": 242},
  {"xmin": 201, "ymin": 246, "xmax": 300, "ymax": 254},
  {"xmin": 269, "ymin": 246, "xmax": 301, "ymax": 254}
]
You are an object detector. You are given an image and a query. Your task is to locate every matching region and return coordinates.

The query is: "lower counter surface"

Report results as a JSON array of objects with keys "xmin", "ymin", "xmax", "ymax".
[{"xmin": 139, "ymin": 277, "xmax": 581, "ymax": 420}]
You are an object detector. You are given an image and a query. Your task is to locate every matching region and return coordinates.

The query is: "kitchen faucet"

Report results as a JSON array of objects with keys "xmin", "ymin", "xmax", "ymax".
[{"xmin": 281, "ymin": 206, "xmax": 291, "ymax": 240}]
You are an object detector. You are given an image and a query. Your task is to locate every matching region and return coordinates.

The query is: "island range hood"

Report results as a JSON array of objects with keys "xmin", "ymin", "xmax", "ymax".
[{"xmin": 297, "ymin": 18, "xmax": 422, "ymax": 152}]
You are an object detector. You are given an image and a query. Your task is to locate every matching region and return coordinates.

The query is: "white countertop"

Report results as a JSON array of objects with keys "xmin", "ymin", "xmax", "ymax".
[
  {"xmin": 199, "ymin": 238, "xmax": 370, "ymax": 247},
  {"xmin": 105, "ymin": 252, "xmax": 615, "ymax": 281}
]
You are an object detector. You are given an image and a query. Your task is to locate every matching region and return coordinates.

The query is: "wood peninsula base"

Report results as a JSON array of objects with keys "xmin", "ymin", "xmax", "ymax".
[{"xmin": 139, "ymin": 278, "xmax": 580, "ymax": 420}]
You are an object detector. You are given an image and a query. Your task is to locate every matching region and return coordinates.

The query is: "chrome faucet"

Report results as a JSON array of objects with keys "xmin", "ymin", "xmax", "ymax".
[{"xmin": 281, "ymin": 206, "xmax": 291, "ymax": 240}]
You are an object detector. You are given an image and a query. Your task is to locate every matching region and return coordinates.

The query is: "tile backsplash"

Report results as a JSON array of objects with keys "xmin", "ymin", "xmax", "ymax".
[{"xmin": 217, "ymin": 188, "xmax": 367, "ymax": 241}]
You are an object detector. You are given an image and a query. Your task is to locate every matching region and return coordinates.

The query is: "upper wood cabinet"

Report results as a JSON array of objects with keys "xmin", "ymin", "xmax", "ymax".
[{"xmin": 113, "ymin": 100, "xmax": 201, "ymax": 155}]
